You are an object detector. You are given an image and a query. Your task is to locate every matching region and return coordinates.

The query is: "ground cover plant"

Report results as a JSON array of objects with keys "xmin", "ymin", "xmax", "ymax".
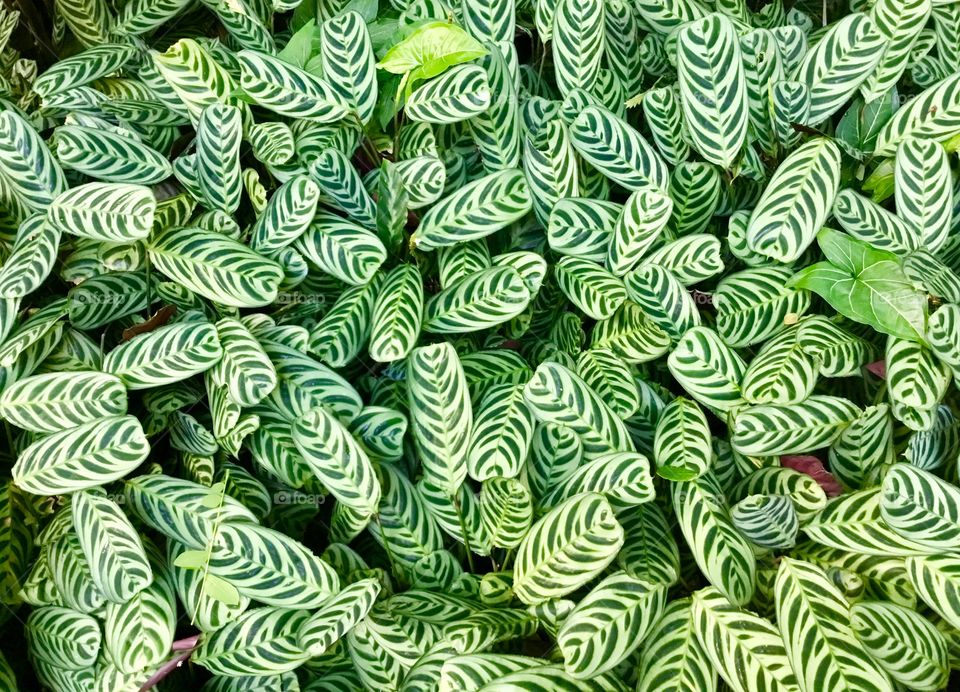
[{"xmin": 0, "ymin": 0, "xmax": 959, "ymax": 689}]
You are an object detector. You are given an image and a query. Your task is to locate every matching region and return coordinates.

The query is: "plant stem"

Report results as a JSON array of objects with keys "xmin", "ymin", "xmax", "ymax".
[
  {"xmin": 452, "ymin": 493, "xmax": 476, "ymax": 572},
  {"xmin": 375, "ymin": 513, "xmax": 401, "ymax": 585}
]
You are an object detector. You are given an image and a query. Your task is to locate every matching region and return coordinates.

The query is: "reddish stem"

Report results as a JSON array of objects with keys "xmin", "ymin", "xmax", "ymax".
[{"xmin": 139, "ymin": 635, "xmax": 201, "ymax": 691}]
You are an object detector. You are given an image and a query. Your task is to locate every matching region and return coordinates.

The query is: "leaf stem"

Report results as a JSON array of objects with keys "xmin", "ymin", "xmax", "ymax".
[
  {"xmin": 452, "ymin": 492, "xmax": 476, "ymax": 572},
  {"xmin": 375, "ymin": 513, "xmax": 401, "ymax": 585}
]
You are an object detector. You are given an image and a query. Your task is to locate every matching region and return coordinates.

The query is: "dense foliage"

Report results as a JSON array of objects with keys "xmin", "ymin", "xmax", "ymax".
[{"xmin": 0, "ymin": 0, "xmax": 959, "ymax": 690}]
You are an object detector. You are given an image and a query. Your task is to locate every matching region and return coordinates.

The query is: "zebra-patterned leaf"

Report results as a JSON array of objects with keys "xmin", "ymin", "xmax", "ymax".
[
  {"xmin": 237, "ymin": 49, "xmax": 350, "ymax": 122},
  {"xmin": 775, "ymin": 558, "xmax": 892, "ymax": 692},
  {"xmin": 47, "ymin": 182, "xmax": 155, "ymax": 242},
  {"xmin": 406, "ymin": 65, "xmax": 491, "ymax": 124},
  {"xmin": 745, "ymin": 138, "xmax": 841, "ymax": 263},
  {"xmin": 795, "ymin": 13, "xmax": 885, "ymax": 125},
  {"xmin": 148, "ymin": 226, "xmax": 284, "ymax": 307},
  {"xmin": 676, "ymin": 14, "xmax": 748, "ymax": 167},
  {"xmin": 850, "ymin": 601, "xmax": 949, "ymax": 691},
  {"xmin": 193, "ymin": 607, "xmax": 312, "ymax": 677},
  {"xmin": 880, "ymin": 463, "xmax": 960, "ymax": 551},
  {"xmin": 512, "ymin": 493, "xmax": 624, "ymax": 605},
  {"xmin": 208, "ymin": 523, "xmax": 340, "ymax": 608},
  {"xmin": 292, "ymin": 406, "xmax": 381, "ymax": 517},
  {"xmin": 298, "ymin": 577, "xmax": 381, "ymax": 657},
  {"xmin": 104, "ymin": 322, "xmax": 222, "ymax": 390},
  {"xmin": 674, "ymin": 472, "xmax": 756, "ymax": 606},
  {"xmin": 72, "ymin": 490, "xmax": 151, "ymax": 604},
  {"xmin": 320, "ymin": 11, "xmax": 378, "ymax": 124},
  {"xmin": 55, "ymin": 125, "xmax": 172, "ymax": 184},
  {"xmin": 408, "ymin": 342, "xmax": 472, "ymax": 494},
  {"xmin": 731, "ymin": 396, "xmax": 860, "ymax": 456},
  {"xmin": 369, "ymin": 264, "xmax": 424, "ymax": 363},
  {"xmin": 0, "ymin": 371, "xmax": 126, "ymax": 433},
  {"xmin": 570, "ymin": 105, "xmax": 669, "ymax": 192},
  {"xmin": 558, "ymin": 571, "xmax": 667, "ymax": 678},
  {"xmin": 412, "ymin": 168, "xmax": 531, "ymax": 250},
  {"xmin": 692, "ymin": 586, "xmax": 799, "ymax": 692},
  {"xmin": 196, "ymin": 104, "xmax": 243, "ymax": 214},
  {"xmin": 13, "ymin": 415, "xmax": 149, "ymax": 495},
  {"xmin": 423, "ymin": 266, "xmax": 531, "ymax": 334},
  {"xmin": 552, "ymin": 0, "xmax": 604, "ymax": 96}
]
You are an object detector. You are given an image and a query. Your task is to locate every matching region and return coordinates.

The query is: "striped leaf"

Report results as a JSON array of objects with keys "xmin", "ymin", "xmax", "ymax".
[
  {"xmin": 895, "ymin": 138, "xmax": 952, "ymax": 253},
  {"xmin": 34, "ymin": 44, "xmax": 135, "ymax": 98},
  {"xmin": 850, "ymin": 601, "xmax": 949, "ymax": 691},
  {"xmin": 444, "ymin": 608, "xmax": 537, "ymax": 653},
  {"xmin": 547, "ymin": 197, "xmax": 619, "ymax": 263},
  {"xmin": 796, "ymin": 14, "xmax": 885, "ymax": 125},
  {"xmin": 554, "ymin": 256, "xmax": 628, "ymax": 321},
  {"xmin": 874, "ymin": 73, "xmax": 960, "ymax": 155},
  {"xmin": 249, "ymin": 176, "xmax": 320, "ymax": 254},
  {"xmin": 624, "ymin": 264, "xmax": 701, "ymax": 342},
  {"xmin": 552, "ymin": 0, "xmax": 605, "ymax": 96},
  {"xmin": 676, "ymin": 14, "xmax": 748, "ymax": 167},
  {"xmin": 406, "ymin": 65, "xmax": 491, "ymax": 124},
  {"xmin": 412, "ymin": 169, "xmax": 531, "ymax": 250},
  {"xmin": 861, "ymin": 0, "xmax": 931, "ymax": 101},
  {"xmin": 731, "ymin": 396, "xmax": 860, "ymax": 456},
  {"xmin": 640, "ymin": 234, "xmax": 724, "ymax": 286},
  {"xmin": 55, "ymin": 125, "xmax": 172, "ymax": 184},
  {"xmin": 732, "ymin": 494, "xmax": 799, "ymax": 550},
  {"xmin": 309, "ymin": 149, "xmax": 377, "ymax": 229},
  {"xmin": 104, "ymin": 322, "xmax": 222, "ymax": 390},
  {"xmin": 479, "ymin": 476, "xmax": 532, "ymax": 549},
  {"xmin": 292, "ymin": 406, "xmax": 381, "ymax": 517},
  {"xmin": 148, "ymin": 226, "xmax": 284, "ymax": 307},
  {"xmin": 804, "ymin": 488, "xmax": 934, "ymax": 557},
  {"xmin": 557, "ymin": 571, "xmax": 667, "ymax": 678},
  {"xmin": 538, "ymin": 451, "xmax": 655, "ymax": 510},
  {"xmin": 47, "ymin": 182, "xmax": 155, "ymax": 243},
  {"xmin": 407, "ymin": 342, "xmax": 473, "ymax": 494},
  {"xmin": 208, "ymin": 523, "xmax": 340, "ymax": 609},
  {"xmin": 523, "ymin": 361, "xmax": 633, "ymax": 459},
  {"xmin": 637, "ymin": 598, "xmax": 717, "ymax": 692},
  {"xmin": 674, "ymin": 472, "xmax": 757, "ymax": 605},
  {"xmin": 654, "ymin": 396, "xmax": 711, "ymax": 481},
  {"xmin": 237, "ymin": 49, "xmax": 350, "ymax": 122},
  {"xmin": 741, "ymin": 326, "xmax": 819, "ymax": 404},
  {"xmin": 423, "ymin": 266, "xmax": 531, "ymax": 334},
  {"xmin": 124, "ymin": 474, "xmax": 258, "ymax": 550},
  {"xmin": 607, "ymin": 187, "xmax": 672, "ymax": 276},
  {"xmin": 880, "ymin": 463, "xmax": 960, "ymax": 551},
  {"xmin": 298, "ymin": 577, "xmax": 381, "ymax": 657},
  {"xmin": 27, "ymin": 606, "xmax": 101, "ymax": 670},
  {"xmin": 745, "ymin": 138, "xmax": 842, "ymax": 262},
  {"xmin": 467, "ymin": 383, "xmax": 534, "ymax": 481},
  {"xmin": 369, "ymin": 264, "xmax": 424, "ymax": 363},
  {"xmin": 72, "ymin": 490, "xmax": 152, "ymax": 604},
  {"xmin": 0, "ymin": 111, "xmax": 67, "ymax": 216},
  {"xmin": 319, "ymin": 11, "xmax": 378, "ymax": 124},
  {"xmin": 0, "ymin": 371, "xmax": 126, "ymax": 433},
  {"xmin": 570, "ymin": 105, "xmax": 669, "ymax": 192},
  {"xmin": 210, "ymin": 318, "xmax": 277, "ymax": 408},
  {"xmin": 512, "ymin": 493, "xmax": 624, "ymax": 605},
  {"xmin": 103, "ymin": 565, "xmax": 177, "ymax": 674},
  {"xmin": 667, "ymin": 326, "xmax": 747, "ymax": 413},
  {"xmin": 12, "ymin": 415, "xmax": 149, "ymax": 495},
  {"xmin": 196, "ymin": 104, "xmax": 243, "ymax": 214},
  {"xmin": 193, "ymin": 607, "xmax": 311, "ymax": 677},
  {"xmin": 775, "ymin": 558, "xmax": 892, "ymax": 692},
  {"xmin": 0, "ymin": 215, "xmax": 60, "ymax": 299},
  {"xmin": 691, "ymin": 586, "xmax": 799, "ymax": 692}
]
